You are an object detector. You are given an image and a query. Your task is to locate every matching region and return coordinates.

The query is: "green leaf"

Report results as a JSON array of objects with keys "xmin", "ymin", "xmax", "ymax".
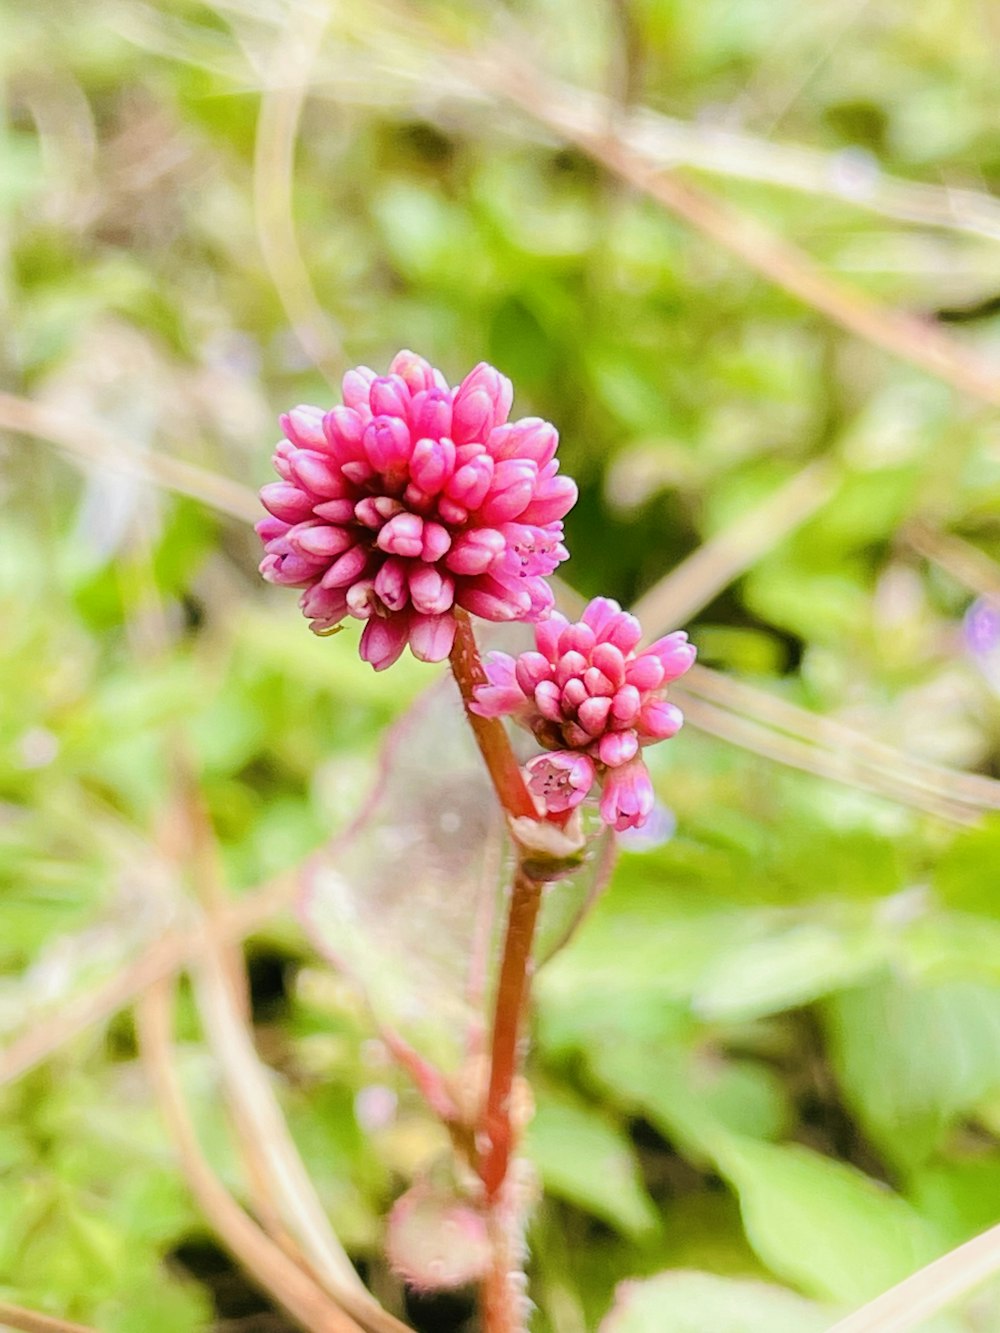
[
  {"xmin": 712, "ymin": 1136, "xmax": 943, "ymax": 1305},
  {"xmin": 932, "ymin": 817, "xmax": 1000, "ymax": 919},
  {"xmin": 599, "ymin": 1270, "xmax": 832, "ymax": 1333},
  {"xmin": 693, "ymin": 923, "xmax": 887, "ymax": 1023},
  {"xmin": 825, "ymin": 973, "xmax": 1000, "ymax": 1169},
  {"xmin": 526, "ymin": 1093, "xmax": 659, "ymax": 1240},
  {"xmin": 584, "ymin": 1038, "xmax": 792, "ymax": 1160}
]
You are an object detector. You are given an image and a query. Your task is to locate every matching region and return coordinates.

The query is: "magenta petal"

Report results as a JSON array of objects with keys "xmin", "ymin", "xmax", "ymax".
[
  {"xmin": 359, "ymin": 616, "xmax": 410, "ymax": 672},
  {"xmin": 597, "ymin": 729, "xmax": 639, "ymax": 767},
  {"xmin": 578, "ymin": 695, "xmax": 612, "ymax": 735},
  {"xmin": 374, "ymin": 557, "xmax": 409, "ymax": 612},
  {"xmin": 260, "ymin": 482, "xmax": 315, "ymax": 523},
  {"xmin": 534, "ymin": 614, "xmax": 569, "ymax": 662},
  {"xmin": 525, "ymin": 751, "xmax": 595, "ymax": 814},
  {"xmin": 602, "ymin": 613, "xmax": 643, "ymax": 655},
  {"xmin": 288, "ymin": 524, "xmax": 354, "ymax": 559},
  {"xmin": 625, "ymin": 652, "xmax": 665, "ymax": 692},
  {"xmin": 341, "ymin": 366, "xmax": 376, "ymax": 409},
  {"xmin": 581, "ymin": 597, "xmax": 622, "ymax": 636},
  {"xmin": 599, "ymin": 758, "xmax": 655, "ymax": 832},
  {"xmin": 518, "ymin": 475, "xmax": 578, "ymax": 525},
  {"xmin": 647, "ymin": 632, "xmax": 697, "ymax": 681},
  {"xmin": 377, "ymin": 513, "xmax": 425, "ymax": 559},
  {"xmin": 444, "ymin": 529, "xmax": 506, "ymax": 577},
  {"xmin": 408, "ymin": 389, "xmax": 453, "ymax": 440},
  {"xmin": 611, "ymin": 684, "xmax": 642, "ymax": 724},
  {"xmin": 409, "ymin": 612, "xmax": 457, "ymax": 662},
  {"xmin": 487, "ymin": 418, "xmax": 558, "ymax": 467},
  {"xmin": 410, "ymin": 436, "xmax": 456, "ymax": 494},
  {"xmin": 369, "ymin": 374, "xmax": 411, "ymax": 418},
  {"xmin": 638, "ymin": 699, "xmax": 684, "ymax": 741},
  {"xmin": 321, "ymin": 545, "xmax": 371, "ymax": 588},
  {"xmin": 390, "ymin": 349, "xmax": 440, "ymax": 394},
  {"xmin": 409, "ymin": 565, "xmax": 455, "ymax": 615},
  {"xmin": 280, "ymin": 405, "xmax": 327, "ymax": 450},
  {"xmin": 514, "ymin": 651, "xmax": 553, "ymax": 694}
]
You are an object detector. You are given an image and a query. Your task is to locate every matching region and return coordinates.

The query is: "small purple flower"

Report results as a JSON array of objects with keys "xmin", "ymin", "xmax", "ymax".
[
  {"xmin": 257, "ymin": 352, "xmax": 577, "ymax": 670},
  {"xmin": 473, "ymin": 598, "xmax": 695, "ymax": 832}
]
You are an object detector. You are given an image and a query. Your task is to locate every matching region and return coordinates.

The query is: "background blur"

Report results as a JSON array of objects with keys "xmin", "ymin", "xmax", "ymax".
[{"xmin": 3, "ymin": 0, "xmax": 1000, "ymax": 1329}]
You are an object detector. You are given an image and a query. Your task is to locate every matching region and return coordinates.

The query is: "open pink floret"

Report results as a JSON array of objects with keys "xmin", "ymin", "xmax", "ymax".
[
  {"xmin": 257, "ymin": 351, "xmax": 577, "ymax": 670},
  {"xmin": 472, "ymin": 597, "xmax": 695, "ymax": 831}
]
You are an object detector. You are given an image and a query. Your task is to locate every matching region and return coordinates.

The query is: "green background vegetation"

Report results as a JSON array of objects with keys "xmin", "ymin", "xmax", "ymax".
[{"xmin": 2, "ymin": 0, "xmax": 1000, "ymax": 1329}]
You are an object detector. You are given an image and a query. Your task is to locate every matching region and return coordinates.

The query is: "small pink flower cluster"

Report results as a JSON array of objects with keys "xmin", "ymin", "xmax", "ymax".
[
  {"xmin": 257, "ymin": 351, "xmax": 576, "ymax": 671},
  {"xmin": 472, "ymin": 599, "xmax": 695, "ymax": 831},
  {"xmin": 259, "ymin": 352, "xmax": 695, "ymax": 831}
]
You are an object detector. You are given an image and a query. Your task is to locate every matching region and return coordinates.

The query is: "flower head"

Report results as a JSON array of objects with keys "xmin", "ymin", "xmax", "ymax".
[
  {"xmin": 472, "ymin": 597, "xmax": 695, "ymax": 831},
  {"xmin": 257, "ymin": 351, "xmax": 577, "ymax": 670}
]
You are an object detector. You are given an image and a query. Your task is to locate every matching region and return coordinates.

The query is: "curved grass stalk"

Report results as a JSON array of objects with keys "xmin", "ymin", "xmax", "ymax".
[
  {"xmin": 137, "ymin": 979, "xmax": 370, "ymax": 1333},
  {"xmin": 253, "ymin": 0, "xmax": 343, "ymax": 384},
  {"xmin": 824, "ymin": 1220, "xmax": 1000, "ymax": 1333}
]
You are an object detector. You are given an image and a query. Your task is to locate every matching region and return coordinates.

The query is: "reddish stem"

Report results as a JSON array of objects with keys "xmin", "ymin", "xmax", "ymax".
[
  {"xmin": 448, "ymin": 613, "xmax": 546, "ymax": 1333},
  {"xmin": 448, "ymin": 611, "xmax": 537, "ymax": 822},
  {"xmin": 478, "ymin": 863, "xmax": 543, "ymax": 1199}
]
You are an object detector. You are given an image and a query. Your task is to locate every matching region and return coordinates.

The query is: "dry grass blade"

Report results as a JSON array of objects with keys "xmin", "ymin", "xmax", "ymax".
[
  {"xmin": 192, "ymin": 930, "xmax": 411, "ymax": 1331},
  {"xmin": 0, "ymin": 391, "xmax": 259, "ymax": 523},
  {"xmin": 254, "ymin": 1, "xmax": 343, "ymax": 383},
  {"xmin": 904, "ymin": 520, "xmax": 1000, "ymax": 600},
  {"xmin": 824, "ymin": 1220, "xmax": 1000, "ymax": 1333},
  {"xmin": 676, "ymin": 692, "xmax": 978, "ymax": 824},
  {"xmin": 474, "ymin": 56, "xmax": 1000, "ymax": 408},
  {"xmin": 0, "ymin": 1303, "xmax": 96, "ymax": 1333},
  {"xmin": 137, "ymin": 978, "xmax": 369, "ymax": 1333},
  {"xmin": 0, "ymin": 879, "xmax": 290, "ymax": 1090},
  {"xmin": 633, "ymin": 459, "xmax": 840, "ymax": 631},
  {"xmin": 682, "ymin": 665, "xmax": 1000, "ymax": 813}
]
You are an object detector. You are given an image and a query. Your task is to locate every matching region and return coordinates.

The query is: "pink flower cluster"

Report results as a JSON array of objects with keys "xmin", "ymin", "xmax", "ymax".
[
  {"xmin": 257, "ymin": 351, "xmax": 576, "ymax": 670},
  {"xmin": 472, "ymin": 598, "xmax": 695, "ymax": 831}
]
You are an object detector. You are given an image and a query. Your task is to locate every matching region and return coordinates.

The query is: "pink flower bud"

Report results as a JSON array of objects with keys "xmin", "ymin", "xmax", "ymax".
[
  {"xmin": 359, "ymin": 615, "xmax": 410, "ymax": 671},
  {"xmin": 599, "ymin": 757, "xmax": 655, "ymax": 832},
  {"xmin": 409, "ymin": 612, "xmax": 458, "ymax": 662},
  {"xmin": 515, "ymin": 652, "xmax": 553, "ymax": 694},
  {"xmin": 452, "ymin": 363, "xmax": 513, "ymax": 443},
  {"xmin": 288, "ymin": 452, "xmax": 349, "ymax": 499},
  {"xmin": 578, "ymin": 695, "xmax": 612, "ymax": 735},
  {"xmin": 445, "ymin": 529, "xmax": 506, "ymax": 576},
  {"xmin": 363, "ymin": 416, "xmax": 413, "ymax": 473},
  {"xmin": 280, "ymin": 405, "xmax": 327, "ymax": 450},
  {"xmin": 377, "ymin": 513, "xmax": 424, "ymax": 559},
  {"xmin": 409, "ymin": 436, "xmax": 456, "ymax": 494},
  {"xmin": 374, "ymin": 557, "xmax": 409, "ymax": 612},
  {"xmin": 390, "ymin": 349, "xmax": 440, "ymax": 394},
  {"xmin": 598, "ymin": 730, "xmax": 639, "ymax": 767},
  {"xmin": 446, "ymin": 454, "xmax": 494, "ymax": 510},
  {"xmin": 638, "ymin": 699, "xmax": 684, "ymax": 740},
  {"xmin": 647, "ymin": 632, "xmax": 697, "ymax": 681},
  {"xmin": 408, "ymin": 389, "xmax": 453, "ymax": 439},
  {"xmin": 478, "ymin": 459, "xmax": 537, "ymax": 524},
  {"xmin": 488, "ymin": 418, "xmax": 558, "ymax": 467},
  {"xmin": 409, "ymin": 565, "xmax": 455, "ymax": 615},
  {"xmin": 341, "ymin": 366, "xmax": 376, "ymax": 409},
  {"xmin": 369, "ymin": 373, "xmax": 411, "ymax": 418},
  {"xmin": 260, "ymin": 482, "xmax": 314, "ymax": 523},
  {"xmin": 518, "ymin": 472, "xmax": 578, "ymax": 525},
  {"xmin": 258, "ymin": 352, "xmax": 575, "ymax": 661}
]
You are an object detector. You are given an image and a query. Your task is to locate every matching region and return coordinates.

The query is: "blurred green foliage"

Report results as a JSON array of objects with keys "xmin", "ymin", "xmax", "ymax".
[{"xmin": 2, "ymin": 0, "xmax": 1000, "ymax": 1329}]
